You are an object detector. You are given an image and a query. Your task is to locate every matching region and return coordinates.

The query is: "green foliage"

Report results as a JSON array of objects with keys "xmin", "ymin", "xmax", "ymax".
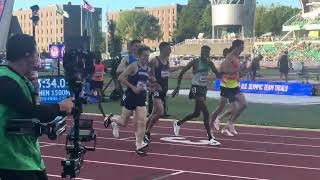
[
  {"xmin": 173, "ymin": 0, "xmax": 210, "ymax": 42},
  {"xmin": 116, "ymin": 10, "xmax": 162, "ymax": 42},
  {"xmin": 255, "ymin": 4, "xmax": 301, "ymax": 36}
]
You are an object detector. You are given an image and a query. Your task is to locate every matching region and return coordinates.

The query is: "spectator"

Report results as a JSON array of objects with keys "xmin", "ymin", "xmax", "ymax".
[
  {"xmin": 277, "ymin": 50, "xmax": 290, "ymax": 82},
  {"xmin": 249, "ymin": 54, "xmax": 263, "ymax": 81}
]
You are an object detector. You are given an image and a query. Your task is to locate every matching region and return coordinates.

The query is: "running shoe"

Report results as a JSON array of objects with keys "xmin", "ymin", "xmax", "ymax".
[
  {"xmin": 111, "ymin": 122, "xmax": 119, "ymax": 138},
  {"xmin": 208, "ymin": 138, "xmax": 221, "ymax": 146},
  {"xmin": 228, "ymin": 124, "xmax": 238, "ymax": 135},
  {"xmin": 136, "ymin": 142, "xmax": 149, "ymax": 156},
  {"xmin": 144, "ymin": 132, "xmax": 151, "ymax": 145},
  {"xmin": 221, "ymin": 129, "xmax": 234, "ymax": 137},
  {"xmin": 173, "ymin": 121, "xmax": 180, "ymax": 136},
  {"xmin": 103, "ymin": 114, "xmax": 113, "ymax": 128}
]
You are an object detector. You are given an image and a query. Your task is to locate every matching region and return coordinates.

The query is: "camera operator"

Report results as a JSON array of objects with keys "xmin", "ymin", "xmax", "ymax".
[{"xmin": 0, "ymin": 34, "xmax": 73, "ymax": 180}]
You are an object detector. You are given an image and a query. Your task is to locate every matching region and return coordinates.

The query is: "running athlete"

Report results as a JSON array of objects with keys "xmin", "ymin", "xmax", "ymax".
[
  {"xmin": 116, "ymin": 40, "xmax": 141, "ymax": 107},
  {"xmin": 116, "ymin": 40, "xmax": 141, "ymax": 74},
  {"xmin": 104, "ymin": 46, "xmax": 150, "ymax": 155},
  {"xmin": 210, "ymin": 48, "xmax": 232, "ymax": 131},
  {"xmin": 172, "ymin": 45, "xmax": 221, "ymax": 146},
  {"xmin": 144, "ymin": 42, "xmax": 180, "ymax": 144},
  {"xmin": 215, "ymin": 39, "xmax": 247, "ymax": 136}
]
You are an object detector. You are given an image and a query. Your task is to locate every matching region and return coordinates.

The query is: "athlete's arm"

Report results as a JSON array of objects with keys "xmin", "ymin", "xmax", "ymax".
[
  {"xmin": 148, "ymin": 57, "xmax": 157, "ymax": 83},
  {"xmin": 118, "ymin": 64, "xmax": 141, "ymax": 94},
  {"xmin": 209, "ymin": 61, "xmax": 220, "ymax": 78},
  {"xmin": 116, "ymin": 57, "xmax": 129, "ymax": 75},
  {"xmin": 176, "ymin": 60, "xmax": 194, "ymax": 88}
]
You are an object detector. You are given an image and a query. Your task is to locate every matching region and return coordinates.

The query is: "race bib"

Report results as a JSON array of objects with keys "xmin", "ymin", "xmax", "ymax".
[
  {"xmin": 199, "ymin": 75, "xmax": 208, "ymax": 83},
  {"xmin": 161, "ymin": 70, "xmax": 169, "ymax": 78},
  {"xmin": 94, "ymin": 72, "xmax": 103, "ymax": 77},
  {"xmin": 137, "ymin": 81, "xmax": 147, "ymax": 91}
]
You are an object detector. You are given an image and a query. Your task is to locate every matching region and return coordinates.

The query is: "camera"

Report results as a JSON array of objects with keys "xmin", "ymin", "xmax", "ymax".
[
  {"xmin": 6, "ymin": 116, "xmax": 66, "ymax": 140},
  {"xmin": 63, "ymin": 49, "xmax": 95, "ymax": 92},
  {"xmin": 62, "ymin": 48, "xmax": 98, "ymax": 178}
]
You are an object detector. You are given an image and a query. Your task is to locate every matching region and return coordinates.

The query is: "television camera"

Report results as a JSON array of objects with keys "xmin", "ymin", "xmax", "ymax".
[
  {"xmin": 6, "ymin": 116, "xmax": 66, "ymax": 141},
  {"xmin": 61, "ymin": 49, "xmax": 98, "ymax": 178}
]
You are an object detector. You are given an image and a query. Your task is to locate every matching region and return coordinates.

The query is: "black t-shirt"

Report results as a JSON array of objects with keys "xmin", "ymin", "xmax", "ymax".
[{"xmin": 279, "ymin": 55, "xmax": 289, "ymax": 70}]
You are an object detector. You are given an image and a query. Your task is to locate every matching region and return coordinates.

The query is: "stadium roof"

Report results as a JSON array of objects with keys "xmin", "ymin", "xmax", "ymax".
[{"xmin": 300, "ymin": 0, "xmax": 320, "ymax": 14}]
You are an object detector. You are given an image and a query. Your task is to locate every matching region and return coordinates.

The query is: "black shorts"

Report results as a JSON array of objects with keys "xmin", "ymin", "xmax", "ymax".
[
  {"xmin": 153, "ymin": 90, "xmax": 167, "ymax": 101},
  {"xmin": 0, "ymin": 169, "xmax": 48, "ymax": 180},
  {"xmin": 220, "ymin": 86, "xmax": 241, "ymax": 103},
  {"xmin": 123, "ymin": 90, "xmax": 147, "ymax": 110},
  {"xmin": 189, "ymin": 85, "xmax": 207, "ymax": 99},
  {"xmin": 90, "ymin": 80, "xmax": 103, "ymax": 90}
]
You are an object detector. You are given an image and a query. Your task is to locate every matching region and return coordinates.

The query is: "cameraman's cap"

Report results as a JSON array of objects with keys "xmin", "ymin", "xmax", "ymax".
[{"xmin": 6, "ymin": 34, "xmax": 37, "ymax": 62}]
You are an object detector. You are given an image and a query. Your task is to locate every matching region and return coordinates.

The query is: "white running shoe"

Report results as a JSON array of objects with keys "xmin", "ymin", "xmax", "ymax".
[
  {"xmin": 221, "ymin": 129, "xmax": 234, "ymax": 137},
  {"xmin": 111, "ymin": 122, "xmax": 120, "ymax": 138},
  {"xmin": 214, "ymin": 117, "xmax": 221, "ymax": 131},
  {"xmin": 137, "ymin": 142, "xmax": 149, "ymax": 150},
  {"xmin": 228, "ymin": 124, "xmax": 238, "ymax": 135},
  {"xmin": 173, "ymin": 121, "xmax": 180, "ymax": 136},
  {"xmin": 208, "ymin": 138, "xmax": 221, "ymax": 146}
]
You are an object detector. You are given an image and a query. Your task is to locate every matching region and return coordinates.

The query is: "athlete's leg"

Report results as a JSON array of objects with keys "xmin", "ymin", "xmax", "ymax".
[
  {"xmin": 177, "ymin": 99, "xmax": 201, "ymax": 126},
  {"xmin": 227, "ymin": 92, "xmax": 247, "ymax": 135},
  {"xmin": 211, "ymin": 97, "xmax": 228, "ymax": 130},
  {"xmin": 197, "ymin": 97, "xmax": 212, "ymax": 139},
  {"xmin": 146, "ymin": 98, "xmax": 164, "ymax": 134},
  {"xmin": 134, "ymin": 106, "xmax": 148, "ymax": 154},
  {"xmin": 106, "ymin": 107, "xmax": 133, "ymax": 138}
]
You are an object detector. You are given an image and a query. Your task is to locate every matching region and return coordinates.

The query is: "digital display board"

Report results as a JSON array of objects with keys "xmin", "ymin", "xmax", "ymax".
[{"xmin": 38, "ymin": 76, "xmax": 71, "ymax": 104}]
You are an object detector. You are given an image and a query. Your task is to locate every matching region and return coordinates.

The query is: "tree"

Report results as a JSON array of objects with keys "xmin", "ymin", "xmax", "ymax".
[
  {"xmin": 173, "ymin": 0, "xmax": 210, "ymax": 42},
  {"xmin": 198, "ymin": 4, "xmax": 212, "ymax": 38},
  {"xmin": 255, "ymin": 5, "xmax": 301, "ymax": 36},
  {"xmin": 116, "ymin": 10, "xmax": 162, "ymax": 42}
]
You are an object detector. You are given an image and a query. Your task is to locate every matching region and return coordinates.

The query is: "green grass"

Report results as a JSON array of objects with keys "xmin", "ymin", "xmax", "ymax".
[
  {"xmin": 83, "ymin": 96, "xmax": 320, "ymax": 130},
  {"xmin": 40, "ymin": 68, "xmax": 320, "ymax": 129}
]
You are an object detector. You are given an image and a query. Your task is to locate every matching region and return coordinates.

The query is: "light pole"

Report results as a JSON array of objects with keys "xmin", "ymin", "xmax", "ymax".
[{"xmin": 30, "ymin": 5, "xmax": 40, "ymax": 40}]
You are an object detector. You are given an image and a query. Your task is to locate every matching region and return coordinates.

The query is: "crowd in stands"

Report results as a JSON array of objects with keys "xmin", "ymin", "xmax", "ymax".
[{"xmin": 254, "ymin": 41, "xmax": 320, "ymax": 62}]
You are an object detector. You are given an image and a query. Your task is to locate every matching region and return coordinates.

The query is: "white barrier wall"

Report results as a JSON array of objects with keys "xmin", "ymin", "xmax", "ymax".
[{"xmin": 0, "ymin": 0, "xmax": 15, "ymax": 52}]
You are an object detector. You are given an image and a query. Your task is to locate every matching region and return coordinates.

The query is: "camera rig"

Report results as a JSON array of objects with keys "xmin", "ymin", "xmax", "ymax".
[
  {"xmin": 6, "ymin": 116, "xmax": 66, "ymax": 140},
  {"xmin": 61, "ymin": 49, "xmax": 97, "ymax": 178}
]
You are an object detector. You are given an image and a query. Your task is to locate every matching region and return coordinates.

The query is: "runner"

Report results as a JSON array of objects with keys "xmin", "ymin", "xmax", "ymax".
[
  {"xmin": 216, "ymin": 39, "xmax": 247, "ymax": 136},
  {"xmin": 116, "ymin": 40, "xmax": 141, "ymax": 75},
  {"xmin": 171, "ymin": 45, "xmax": 221, "ymax": 146},
  {"xmin": 116, "ymin": 40, "xmax": 141, "ymax": 107},
  {"xmin": 210, "ymin": 48, "xmax": 231, "ymax": 131},
  {"xmin": 144, "ymin": 42, "xmax": 180, "ymax": 144},
  {"xmin": 104, "ymin": 46, "xmax": 150, "ymax": 155}
]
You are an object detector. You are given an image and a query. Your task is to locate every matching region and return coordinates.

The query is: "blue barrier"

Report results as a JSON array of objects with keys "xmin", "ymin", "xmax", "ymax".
[{"xmin": 214, "ymin": 80, "xmax": 313, "ymax": 96}]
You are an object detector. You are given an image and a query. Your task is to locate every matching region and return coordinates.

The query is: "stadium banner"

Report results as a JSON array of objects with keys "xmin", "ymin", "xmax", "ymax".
[{"xmin": 213, "ymin": 80, "xmax": 313, "ymax": 96}]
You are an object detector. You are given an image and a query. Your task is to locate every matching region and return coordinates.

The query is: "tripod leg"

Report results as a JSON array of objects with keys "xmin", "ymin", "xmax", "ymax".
[{"xmin": 102, "ymin": 78, "xmax": 113, "ymax": 93}]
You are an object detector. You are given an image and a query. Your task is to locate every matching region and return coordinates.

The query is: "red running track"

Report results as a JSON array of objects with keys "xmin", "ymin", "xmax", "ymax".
[{"xmin": 40, "ymin": 114, "xmax": 320, "ymax": 180}]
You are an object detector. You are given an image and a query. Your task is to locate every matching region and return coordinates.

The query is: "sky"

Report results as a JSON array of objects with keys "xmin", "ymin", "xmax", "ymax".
[{"xmin": 13, "ymin": 0, "xmax": 301, "ymax": 31}]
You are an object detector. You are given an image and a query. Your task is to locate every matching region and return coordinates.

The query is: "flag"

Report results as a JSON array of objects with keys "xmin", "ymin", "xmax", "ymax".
[
  {"xmin": 56, "ymin": 4, "xmax": 69, "ymax": 18},
  {"xmin": 82, "ymin": 0, "xmax": 95, "ymax": 13}
]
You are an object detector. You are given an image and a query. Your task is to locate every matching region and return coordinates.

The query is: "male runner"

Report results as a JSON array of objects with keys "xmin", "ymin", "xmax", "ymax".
[
  {"xmin": 172, "ymin": 45, "xmax": 221, "ymax": 145},
  {"xmin": 215, "ymin": 39, "xmax": 247, "ymax": 136},
  {"xmin": 144, "ymin": 42, "xmax": 180, "ymax": 144},
  {"xmin": 104, "ymin": 46, "xmax": 150, "ymax": 155}
]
